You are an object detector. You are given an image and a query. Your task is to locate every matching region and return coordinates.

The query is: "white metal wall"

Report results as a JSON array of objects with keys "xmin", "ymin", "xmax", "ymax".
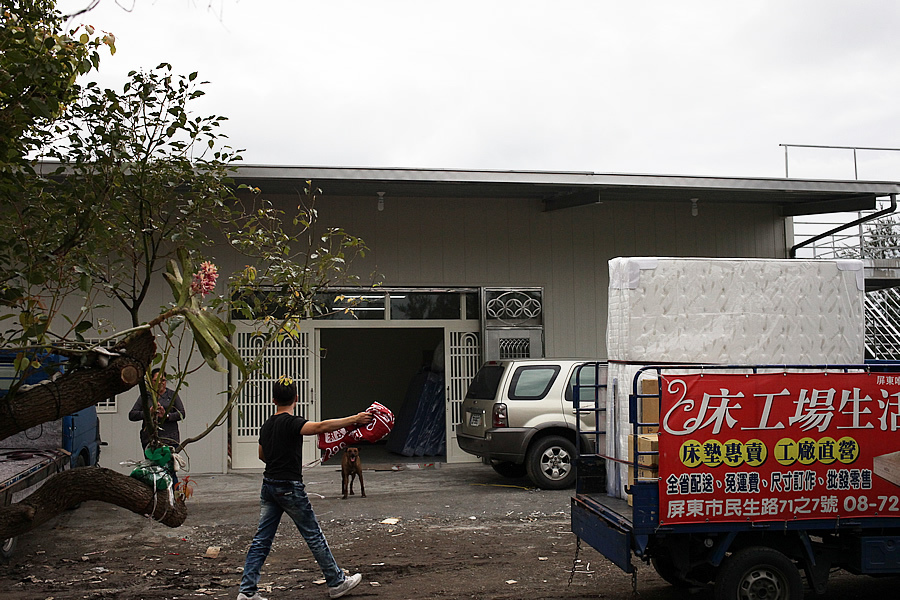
[
  {"xmin": 90, "ymin": 192, "xmax": 789, "ymax": 474},
  {"xmin": 295, "ymin": 194, "xmax": 786, "ymax": 360}
]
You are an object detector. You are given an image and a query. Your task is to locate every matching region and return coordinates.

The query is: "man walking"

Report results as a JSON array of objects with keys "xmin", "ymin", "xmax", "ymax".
[{"xmin": 238, "ymin": 377, "xmax": 374, "ymax": 600}]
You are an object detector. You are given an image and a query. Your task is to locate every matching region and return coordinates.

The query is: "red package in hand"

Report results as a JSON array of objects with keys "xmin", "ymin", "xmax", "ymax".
[
  {"xmin": 317, "ymin": 402, "xmax": 395, "ymax": 463},
  {"xmin": 356, "ymin": 401, "xmax": 395, "ymax": 443}
]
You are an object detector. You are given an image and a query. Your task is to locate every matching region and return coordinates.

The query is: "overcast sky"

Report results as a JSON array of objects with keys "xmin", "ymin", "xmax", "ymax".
[{"xmin": 57, "ymin": 1, "xmax": 900, "ymax": 181}]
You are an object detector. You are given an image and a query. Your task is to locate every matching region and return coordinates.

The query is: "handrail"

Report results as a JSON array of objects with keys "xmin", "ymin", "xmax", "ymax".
[
  {"xmin": 790, "ymin": 194, "xmax": 896, "ymax": 258},
  {"xmin": 780, "ymin": 143, "xmax": 900, "ymax": 180}
]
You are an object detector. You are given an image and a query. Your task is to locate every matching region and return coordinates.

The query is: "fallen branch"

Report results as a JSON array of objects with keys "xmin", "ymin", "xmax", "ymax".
[
  {"xmin": 0, "ymin": 467, "xmax": 186, "ymax": 540},
  {"xmin": 0, "ymin": 330, "xmax": 155, "ymax": 440}
]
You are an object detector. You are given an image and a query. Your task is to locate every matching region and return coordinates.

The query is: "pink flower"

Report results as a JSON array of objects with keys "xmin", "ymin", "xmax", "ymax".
[{"xmin": 191, "ymin": 261, "xmax": 218, "ymax": 297}]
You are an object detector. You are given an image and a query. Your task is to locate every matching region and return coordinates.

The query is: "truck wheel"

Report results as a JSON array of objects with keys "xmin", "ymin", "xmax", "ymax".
[
  {"xmin": 652, "ymin": 555, "xmax": 691, "ymax": 588},
  {"xmin": 652, "ymin": 554, "xmax": 715, "ymax": 588},
  {"xmin": 525, "ymin": 435, "xmax": 576, "ymax": 489},
  {"xmin": 491, "ymin": 461, "xmax": 527, "ymax": 478},
  {"xmin": 1, "ymin": 537, "xmax": 16, "ymax": 562},
  {"xmin": 715, "ymin": 547, "xmax": 801, "ymax": 600}
]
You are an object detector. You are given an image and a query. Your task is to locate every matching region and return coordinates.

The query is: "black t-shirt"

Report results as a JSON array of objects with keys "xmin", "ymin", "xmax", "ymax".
[{"xmin": 259, "ymin": 412, "xmax": 309, "ymax": 481}]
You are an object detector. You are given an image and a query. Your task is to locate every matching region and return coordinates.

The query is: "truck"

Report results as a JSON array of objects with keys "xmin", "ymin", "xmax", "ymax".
[
  {"xmin": 0, "ymin": 352, "xmax": 102, "ymax": 560},
  {"xmin": 571, "ymin": 362, "xmax": 900, "ymax": 599}
]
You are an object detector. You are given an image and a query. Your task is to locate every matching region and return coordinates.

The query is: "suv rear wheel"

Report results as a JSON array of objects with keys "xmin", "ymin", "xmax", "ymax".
[{"xmin": 526, "ymin": 435, "xmax": 576, "ymax": 489}]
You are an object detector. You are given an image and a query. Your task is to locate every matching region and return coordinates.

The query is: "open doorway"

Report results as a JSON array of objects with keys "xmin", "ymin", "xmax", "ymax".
[{"xmin": 319, "ymin": 327, "xmax": 446, "ymax": 465}]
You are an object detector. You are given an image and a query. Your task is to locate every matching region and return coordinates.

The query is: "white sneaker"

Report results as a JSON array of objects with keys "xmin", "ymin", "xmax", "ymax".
[
  {"xmin": 237, "ymin": 593, "xmax": 268, "ymax": 600},
  {"xmin": 328, "ymin": 573, "xmax": 362, "ymax": 598}
]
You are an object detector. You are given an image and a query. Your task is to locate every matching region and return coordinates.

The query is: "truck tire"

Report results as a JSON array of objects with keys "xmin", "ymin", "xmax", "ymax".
[
  {"xmin": 1, "ymin": 536, "xmax": 16, "ymax": 562},
  {"xmin": 715, "ymin": 546, "xmax": 802, "ymax": 600},
  {"xmin": 491, "ymin": 460, "xmax": 527, "ymax": 478},
  {"xmin": 652, "ymin": 554, "xmax": 715, "ymax": 588},
  {"xmin": 525, "ymin": 435, "xmax": 576, "ymax": 489},
  {"xmin": 652, "ymin": 555, "xmax": 691, "ymax": 588}
]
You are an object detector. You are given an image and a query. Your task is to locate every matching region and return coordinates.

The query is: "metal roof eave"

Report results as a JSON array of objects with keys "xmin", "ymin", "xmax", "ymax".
[{"xmin": 233, "ymin": 165, "xmax": 900, "ymax": 215}]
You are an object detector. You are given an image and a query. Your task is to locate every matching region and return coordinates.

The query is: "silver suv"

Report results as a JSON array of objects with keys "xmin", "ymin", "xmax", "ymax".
[{"xmin": 456, "ymin": 359, "xmax": 606, "ymax": 489}]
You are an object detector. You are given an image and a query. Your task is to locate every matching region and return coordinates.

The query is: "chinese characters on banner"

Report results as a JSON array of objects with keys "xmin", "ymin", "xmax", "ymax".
[{"xmin": 659, "ymin": 372, "xmax": 900, "ymax": 525}]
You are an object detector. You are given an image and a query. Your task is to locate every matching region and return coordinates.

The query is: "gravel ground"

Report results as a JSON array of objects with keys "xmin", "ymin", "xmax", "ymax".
[{"xmin": 1, "ymin": 462, "xmax": 898, "ymax": 599}]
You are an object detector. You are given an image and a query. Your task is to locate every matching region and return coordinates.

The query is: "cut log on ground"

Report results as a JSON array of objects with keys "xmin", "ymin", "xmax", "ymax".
[{"xmin": 0, "ymin": 467, "xmax": 186, "ymax": 540}]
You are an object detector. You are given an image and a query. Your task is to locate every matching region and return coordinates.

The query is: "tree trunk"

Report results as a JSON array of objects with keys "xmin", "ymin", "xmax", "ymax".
[
  {"xmin": 0, "ymin": 467, "xmax": 186, "ymax": 540},
  {"xmin": 0, "ymin": 330, "xmax": 180, "ymax": 544},
  {"xmin": 0, "ymin": 330, "xmax": 155, "ymax": 441}
]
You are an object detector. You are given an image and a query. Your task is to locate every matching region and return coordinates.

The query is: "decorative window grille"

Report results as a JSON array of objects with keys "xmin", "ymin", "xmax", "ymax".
[{"xmin": 499, "ymin": 337, "xmax": 531, "ymax": 359}]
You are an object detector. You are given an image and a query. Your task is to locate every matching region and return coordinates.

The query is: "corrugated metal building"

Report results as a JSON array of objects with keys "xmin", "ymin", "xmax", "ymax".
[{"xmin": 97, "ymin": 166, "xmax": 900, "ymax": 474}]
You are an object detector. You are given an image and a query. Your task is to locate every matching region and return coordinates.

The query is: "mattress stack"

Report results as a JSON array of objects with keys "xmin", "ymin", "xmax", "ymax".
[{"xmin": 605, "ymin": 257, "xmax": 866, "ymax": 498}]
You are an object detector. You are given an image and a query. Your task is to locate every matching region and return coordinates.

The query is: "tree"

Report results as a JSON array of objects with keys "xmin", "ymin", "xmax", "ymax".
[
  {"xmin": 1, "ymin": 0, "xmax": 114, "ymax": 168},
  {"xmin": 861, "ymin": 216, "xmax": 900, "ymax": 260},
  {"xmin": 0, "ymin": 4, "xmax": 368, "ymax": 542}
]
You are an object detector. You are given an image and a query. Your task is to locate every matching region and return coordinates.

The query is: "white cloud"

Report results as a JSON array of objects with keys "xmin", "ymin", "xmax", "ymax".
[{"xmin": 57, "ymin": 0, "xmax": 900, "ymax": 178}]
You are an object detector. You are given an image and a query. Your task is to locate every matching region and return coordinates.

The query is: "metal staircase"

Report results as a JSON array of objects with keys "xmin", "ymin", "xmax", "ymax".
[{"xmin": 865, "ymin": 288, "xmax": 900, "ymax": 359}]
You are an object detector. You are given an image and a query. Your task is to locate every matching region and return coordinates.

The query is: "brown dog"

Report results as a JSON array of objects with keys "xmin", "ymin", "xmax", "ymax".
[{"xmin": 341, "ymin": 447, "xmax": 365, "ymax": 499}]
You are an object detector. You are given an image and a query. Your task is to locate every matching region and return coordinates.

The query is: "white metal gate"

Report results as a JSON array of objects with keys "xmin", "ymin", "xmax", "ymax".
[
  {"xmin": 232, "ymin": 313, "xmax": 479, "ymax": 467},
  {"xmin": 232, "ymin": 323, "xmax": 317, "ymax": 469},
  {"xmin": 445, "ymin": 328, "xmax": 481, "ymax": 462}
]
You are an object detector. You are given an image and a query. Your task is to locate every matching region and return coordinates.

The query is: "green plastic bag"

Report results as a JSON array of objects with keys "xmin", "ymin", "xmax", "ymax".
[
  {"xmin": 128, "ymin": 446, "xmax": 175, "ymax": 490},
  {"xmin": 144, "ymin": 446, "xmax": 173, "ymax": 467}
]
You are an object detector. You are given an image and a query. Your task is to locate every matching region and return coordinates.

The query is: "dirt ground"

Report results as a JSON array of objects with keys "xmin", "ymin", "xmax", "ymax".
[{"xmin": 2, "ymin": 463, "xmax": 898, "ymax": 600}]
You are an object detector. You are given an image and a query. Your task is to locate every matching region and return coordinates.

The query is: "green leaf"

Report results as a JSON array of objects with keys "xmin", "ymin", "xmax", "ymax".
[
  {"xmin": 218, "ymin": 338, "xmax": 246, "ymax": 375},
  {"xmin": 195, "ymin": 310, "xmax": 246, "ymax": 375},
  {"xmin": 163, "ymin": 270, "xmax": 184, "ymax": 305},
  {"xmin": 185, "ymin": 311, "xmax": 224, "ymax": 372},
  {"xmin": 176, "ymin": 247, "xmax": 193, "ymax": 301},
  {"xmin": 12, "ymin": 354, "xmax": 29, "ymax": 374},
  {"xmin": 194, "ymin": 332, "xmax": 224, "ymax": 373},
  {"xmin": 28, "ymin": 97, "xmax": 52, "ymax": 119},
  {"xmin": 79, "ymin": 273, "xmax": 92, "ymax": 293}
]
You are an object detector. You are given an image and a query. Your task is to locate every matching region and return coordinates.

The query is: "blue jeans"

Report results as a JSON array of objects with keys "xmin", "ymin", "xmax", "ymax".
[{"xmin": 240, "ymin": 479, "xmax": 345, "ymax": 595}]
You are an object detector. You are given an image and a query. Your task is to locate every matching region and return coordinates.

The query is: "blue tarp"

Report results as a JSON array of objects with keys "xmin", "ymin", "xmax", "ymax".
[{"xmin": 387, "ymin": 368, "xmax": 446, "ymax": 457}]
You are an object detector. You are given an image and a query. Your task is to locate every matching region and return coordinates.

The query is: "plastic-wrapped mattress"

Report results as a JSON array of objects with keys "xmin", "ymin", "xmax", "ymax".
[
  {"xmin": 604, "ymin": 257, "xmax": 866, "ymax": 498},
  {"xmin": 607, "ymin": 257, "xmax": 865, "ymax": 364}
]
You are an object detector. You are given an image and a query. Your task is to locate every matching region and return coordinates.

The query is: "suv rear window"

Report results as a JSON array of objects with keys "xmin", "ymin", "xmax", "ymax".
[
  {"xmin": 466, "ymin": 365, "xmax": 505, "ymax": 399},
  {"xmin": 508, "ymin": 365, "xmax": 560, "ymax": 400},
  {"xmin": 565, "ymin": 364, "xmax": 595, "ymax": 402}
]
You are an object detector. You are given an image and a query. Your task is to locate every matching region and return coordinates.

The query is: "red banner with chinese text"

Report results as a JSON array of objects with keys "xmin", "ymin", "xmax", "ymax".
[{"xmin": 658, "ymin": 372, "xmax": 900, "ymax": 525}]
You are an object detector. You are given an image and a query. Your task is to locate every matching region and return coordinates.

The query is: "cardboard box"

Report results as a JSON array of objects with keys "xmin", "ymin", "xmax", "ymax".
[
  {"xmin": 627, "ymin": 432, "xmax": 659, "ymax": 506},
  {"xmin": 628, "ymin": 465, "xmax": 659, "ymax": 482},
  {"xmin": 639, "ymin": 378, "xmax": 660, "ymax": 433},
  {"xmin": 627, "ymin": 433, "xmax": 659, "ymax": 466},
  {"xmin": 874, "ymin": 450, "xmax": 900, "ymax": 487}
]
